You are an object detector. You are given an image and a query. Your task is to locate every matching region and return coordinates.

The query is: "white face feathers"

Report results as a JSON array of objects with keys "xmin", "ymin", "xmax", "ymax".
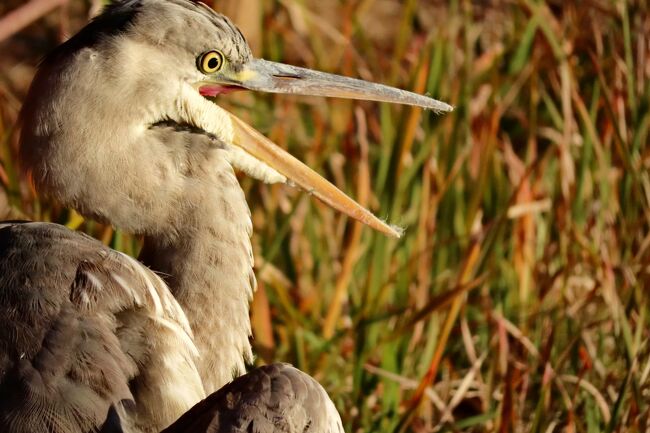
[{"xmin": 175, "ymin": 83, "xmax": 287, "ymax": 184}]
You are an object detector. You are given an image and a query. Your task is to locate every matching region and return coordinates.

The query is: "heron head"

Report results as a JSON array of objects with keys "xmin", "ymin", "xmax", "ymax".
[{"xmin": 21, "ymin": 0, "xmax": 451, "ymax": 238}]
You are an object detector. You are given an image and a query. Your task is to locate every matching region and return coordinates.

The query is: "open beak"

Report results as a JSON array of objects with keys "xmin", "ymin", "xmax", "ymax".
[{"xmin": 199, "ymin": 58, "xmax": 453, "ymax": 238}]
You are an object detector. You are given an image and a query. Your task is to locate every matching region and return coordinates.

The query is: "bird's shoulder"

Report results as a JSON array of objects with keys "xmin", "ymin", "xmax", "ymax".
[{"xmin": 0, "ymin": 221, "xmax": 188, "ymax": 326}]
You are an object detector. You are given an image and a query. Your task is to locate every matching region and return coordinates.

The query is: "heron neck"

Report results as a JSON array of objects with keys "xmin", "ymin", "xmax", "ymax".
[{"xmin": 139, "ymin": 160, "xmax": 255, "ymax": 394}]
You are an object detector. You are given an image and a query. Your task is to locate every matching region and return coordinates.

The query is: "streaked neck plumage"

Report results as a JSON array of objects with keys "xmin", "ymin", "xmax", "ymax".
[{"xmin": 139, "ymin": 150, "xmax": 255, "ymax": 393}]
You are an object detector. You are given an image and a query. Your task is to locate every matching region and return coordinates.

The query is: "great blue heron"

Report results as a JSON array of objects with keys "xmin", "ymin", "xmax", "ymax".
[{"xmin": 0, "ymin": 1, "xmax": 452, "ymax": 432}]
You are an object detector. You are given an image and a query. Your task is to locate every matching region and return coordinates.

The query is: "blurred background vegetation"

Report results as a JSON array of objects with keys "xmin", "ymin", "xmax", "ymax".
[{"xmin": 1, "ymin": 0, "xmax": 649, "ymax": 431}]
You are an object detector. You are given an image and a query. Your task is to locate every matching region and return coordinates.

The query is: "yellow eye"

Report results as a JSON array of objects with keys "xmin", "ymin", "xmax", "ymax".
[{"xmin": 198, "ymin": 50, "xmax": 224, "ymax": 74}]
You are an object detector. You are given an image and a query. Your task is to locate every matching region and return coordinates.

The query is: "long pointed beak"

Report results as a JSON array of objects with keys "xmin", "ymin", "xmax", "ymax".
[
  {"xmin": 228, "ymin": 112, "xmax": 404, "ymax": 238},
  {"xmin": 200, "ymin": 58, "xmax": 452, "ymax": 238},
  {"xmin": 203, "ymin": 59, "xmax": 453, "ymax": 113}
]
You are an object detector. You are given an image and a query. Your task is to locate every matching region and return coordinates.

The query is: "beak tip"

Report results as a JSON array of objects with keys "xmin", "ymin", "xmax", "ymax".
[
  {"xmin": 389, "ymin": 224, "xmax": 405, "ymax": 239},
  {"xmin": 432, "ymin": 101, "xmax": 454, "ymax": 113}
]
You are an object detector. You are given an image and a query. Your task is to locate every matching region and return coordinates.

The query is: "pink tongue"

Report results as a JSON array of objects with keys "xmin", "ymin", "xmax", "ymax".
[{"xmin": 199, "ymin": 84, "xmax": 244, "ymax": 97}]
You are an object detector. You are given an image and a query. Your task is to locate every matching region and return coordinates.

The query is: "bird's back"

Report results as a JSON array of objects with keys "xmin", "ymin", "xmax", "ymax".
[{"xmin": 0, "ymin": 221, "xmax": 203, "ymax": 433}]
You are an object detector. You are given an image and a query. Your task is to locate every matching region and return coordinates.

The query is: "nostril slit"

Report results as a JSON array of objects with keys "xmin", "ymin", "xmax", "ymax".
[{"xmin": 272, "ymin": 74, "xmax": 302, "ymax": 80}]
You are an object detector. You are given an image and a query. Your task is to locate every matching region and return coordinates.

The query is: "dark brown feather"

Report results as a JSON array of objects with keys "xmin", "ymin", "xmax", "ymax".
[
  {"xmin": 0, "ymin": 222, "xmax": 193, "ymax": 433},
  {"xmin": 162, "ymin": 363, "xmax": 344, "ymax": 433}
]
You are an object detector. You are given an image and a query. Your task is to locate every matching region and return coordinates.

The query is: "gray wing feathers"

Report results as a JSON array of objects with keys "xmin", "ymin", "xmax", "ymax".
[
  {"xmin": 162, "ymin": 363, "xmax": 345, "ymax": 433},
  {"xmin": 0, "ymin": 222, "xmax": 199, "ymax": 433}
]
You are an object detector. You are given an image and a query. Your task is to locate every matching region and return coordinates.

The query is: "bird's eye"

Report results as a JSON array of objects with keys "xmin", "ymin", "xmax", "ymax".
[{"xmin": 198, "ymin": 50, "xmax": 224, "ymax": 74}]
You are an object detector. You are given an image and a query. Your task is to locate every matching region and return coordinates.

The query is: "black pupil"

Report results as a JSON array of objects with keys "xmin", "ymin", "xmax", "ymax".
[{"xmin": 207, "ymin": 56, "xmax": 219, "ymax": 70}]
